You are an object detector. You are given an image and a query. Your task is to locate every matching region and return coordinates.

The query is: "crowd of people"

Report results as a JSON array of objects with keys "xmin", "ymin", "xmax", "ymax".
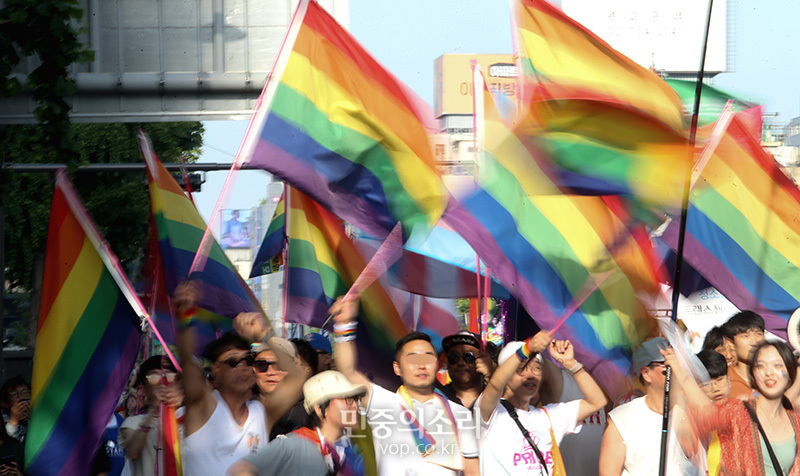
[{"xmin": 5, "ymin": 286, "xmax": 800, "ymax": 475}]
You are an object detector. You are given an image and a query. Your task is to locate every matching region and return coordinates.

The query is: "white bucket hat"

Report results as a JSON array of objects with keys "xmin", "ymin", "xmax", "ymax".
[{"xmin": 303, "ymin": 370, "xmax": 367, "ymax": 413}]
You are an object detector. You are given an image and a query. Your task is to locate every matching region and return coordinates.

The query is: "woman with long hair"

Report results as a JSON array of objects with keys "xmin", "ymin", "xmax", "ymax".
[{"xmin": 666, "ymin": 340, "xmax": 800, "ymax": 475}]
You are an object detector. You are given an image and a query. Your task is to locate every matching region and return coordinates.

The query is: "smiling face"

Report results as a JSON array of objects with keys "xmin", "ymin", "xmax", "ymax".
[
  {"xmin": 752, "ymin": 345, "xmax": 791, "ymax": 400},
  {"xmin": 393, "ymin": 339, "xmax": 438, "ymax": 391},
  {"xmin": 506, "ymin": 358, "xmax": 543, "ymax": 401},
  {"xmin": 714, "ymin": 338, "xmax": 738, "ymax": 368}
]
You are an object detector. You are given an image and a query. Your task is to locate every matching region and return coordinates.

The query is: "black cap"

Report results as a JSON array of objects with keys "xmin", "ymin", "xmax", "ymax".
[{"xmin": 442, "ymin": 331, "xmax": 481, "ymax": 353}]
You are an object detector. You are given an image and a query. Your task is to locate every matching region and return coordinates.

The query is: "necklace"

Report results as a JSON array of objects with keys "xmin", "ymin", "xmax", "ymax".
[{"xmin": 233, "ymin": 406, "xmax": 248, "ymax": 426}]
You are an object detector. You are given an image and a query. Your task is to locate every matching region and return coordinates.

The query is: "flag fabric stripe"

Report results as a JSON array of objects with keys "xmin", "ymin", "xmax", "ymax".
[
  {"xmin": 141, "ymin": 131, "xmax": 260, "ymax": 323},
  {"xmin": 27, "ymin": 175, "xmax": 142, "ymax": 476},
  {"xmin": 250, "ymin": 193, "xmax": 285, "ymax": 278},
  {"xmin": 514, "ymin": 0, "xmax": 684, "ymax": 133},
  {"xmin": 242, "ymin": 0, "xmax": 445, "ymax": 240},
  {"xmin": 32, "ymin": 238, "xmax": 105, "ymax": 400},
  {"xmin": 663, "ymin": 114, "xmax": 800, "ymax": 332}
]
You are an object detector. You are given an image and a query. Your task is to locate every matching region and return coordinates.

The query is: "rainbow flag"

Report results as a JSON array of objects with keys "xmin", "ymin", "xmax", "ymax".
[
  {"xmin": 27, "ymin": 172, "xmax": 142, "ymax": 476},
  {"xmin": 514, "ymin": 0, "xmax": 684, "ymax": 134},
  {"xmin": 160, "ymin": 404, "xmax": 182, "ymax": 476},
  {"xmin": 444, "ymin": 74, "xmax": 660, "ymax": 397},
  {"xmin": 237, "ymin": 0, "xmax": 446, "ymax": 241},
  {"xmin": 250, "ymin": 192, "xmax": 285, "ymax": 278},
  {"xmin": 139, "ymin": 131, "xmax": 259, "ymax": 334},
  {"xmin": 661, "ymin": 112, "xmax": 800, "ymax": 337},
  {"xmin": 283, "ymin": 186, "xmax": 408, "ymax": 349}
]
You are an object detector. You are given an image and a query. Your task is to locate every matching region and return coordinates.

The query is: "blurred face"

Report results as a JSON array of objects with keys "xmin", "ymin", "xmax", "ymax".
[
  {"xmin": 143, "ymin": 369, "xmax": 178, "ymax": 398},
  {"xmin": 254, "ymin": 350, "xmax": 286, "ymax": 394},
  {"xmin": 320, "ymin": 396, "xmax": 362, "ymax": 430},
  {"xmin": 213, "ymin": 349, "xmax": 255, "ymax": 395},
  {"xmin": 446, "ymin": 344, "xmax": 481, "ymax": 387},
  {"xmin": 317, "ymin": 351, "xmax": 332, "ymax": 372},
  {"xmin": 752, "ymin": 345, "xmax": 790, "ymax": 399},
  {"xmin": 714, "ymin": 338, "xmax": 738, "ymax": 368},
  {"xmin": 6, "ymin": 385, "xmax": 30, "ymax": 405},
  {"xmin": 393, "ymin": 340, "xmax": 438, "ymax": 391},
  {"xmin": 125, "ymin": 392, "xmax": 138, "ymax": 415},
  {"xmin": 700, "ymin": 375, "xmax": 731, "ymax": 401},
  {"xmin": 507, "ymin": 358, "xmax": 543, "ymax": 400},
  {"xmin": 641, "ymin": 362, "xmax": 667, "ymax": 391},
  {"xmin": 733, "ymin": 328, "xmax": 765, "ymax": 363}
]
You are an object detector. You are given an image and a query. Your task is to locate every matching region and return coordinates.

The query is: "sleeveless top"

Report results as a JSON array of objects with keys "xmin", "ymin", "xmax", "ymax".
[{"xmin": 181, "ymin": 390, "xmax": 268, "ymax": 476}]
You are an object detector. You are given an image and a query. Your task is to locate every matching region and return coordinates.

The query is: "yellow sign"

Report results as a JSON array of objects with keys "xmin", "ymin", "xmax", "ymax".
[{"xmin": 434, "ymin": 54, "xmax": 518, "ymax": 117}]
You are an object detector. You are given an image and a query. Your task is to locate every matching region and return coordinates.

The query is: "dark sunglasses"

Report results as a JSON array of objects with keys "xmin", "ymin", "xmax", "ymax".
[
  {"xmin": 254, "ymin": 359, "xmax": 279, "ymax": 373},
  {"xmin": 447, "ymin": 351, "xmax": 477, "ymax": 366},
  {"xmin": 219, "ymin": 354, "xmax": 255, "ymax": 368}
]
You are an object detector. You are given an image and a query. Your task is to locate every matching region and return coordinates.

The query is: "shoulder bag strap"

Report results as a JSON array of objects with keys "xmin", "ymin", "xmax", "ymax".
[
  {"xmin": 500, "ymin": 399, "xmax": 549, "ymax": 475},
  {"xmin": 745, "ymin": 402, "xmax": 784, "ymax": 476}
]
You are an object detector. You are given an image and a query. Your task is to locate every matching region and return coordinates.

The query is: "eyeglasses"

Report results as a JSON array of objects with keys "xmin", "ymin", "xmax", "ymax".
[
  {"xmin": 145, "ymin": 371, "xmax": 178, "ymax": 386},
  {"xmin": 254, "ymin": 359, "xmax": 279, "ymax": 373},
  {"xmin": 447, "ymin": 351, "xmax": 477, "ymax": 366},
  {"xmin": 340, "ymin": 396, "xmax": 361, "ymax": 406},
  {"xmin": 8, "ymin": 389, "xmax": 30, "ymax": 399},
  {"xmin": 219, "ymin": 354, "xmax": 255, "ymax": 368}
]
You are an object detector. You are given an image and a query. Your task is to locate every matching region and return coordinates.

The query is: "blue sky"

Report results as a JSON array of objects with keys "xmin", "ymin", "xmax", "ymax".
[{"xmin": 195, "ymin": 0, "xmax": 800, "ymax": 222}]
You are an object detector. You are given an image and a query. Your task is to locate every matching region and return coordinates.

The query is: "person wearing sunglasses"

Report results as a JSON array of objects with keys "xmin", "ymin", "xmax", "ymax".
[
  {"xmin": 440, "ymin": 331, "xmax": 495, "ymax": 410},
  {"xmin": 119, "ymin": 355, "xmax": 183, "ymax": 476},
  {"xmin": 330, "ymin": 297, "xmax": 480, "ymax": 476},
  {"xmin": 228, "ymin": 371, "xmax": 368, "ymax": 476}
]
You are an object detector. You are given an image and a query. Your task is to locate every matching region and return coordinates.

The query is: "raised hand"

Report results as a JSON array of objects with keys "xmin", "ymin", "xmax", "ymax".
[{"xmin": 329, "ymin": 297, "xmax": 359, "ymax": 324}]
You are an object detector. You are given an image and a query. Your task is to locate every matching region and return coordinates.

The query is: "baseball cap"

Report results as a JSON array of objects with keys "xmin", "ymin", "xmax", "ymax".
[
  {"xmin": 303, "ymin": 370, "xmax": 367, "ymax": 413},
  {"xmin": 442, "ymin": 331, "xmax": 481, "ymax": 353},
  {"xmin": 632, "ymin": 337, "xmax": 669, "ymax": 377},
  {"xmin": 304, "ymin": 332, "xmax": 332, "ymax": 354}
]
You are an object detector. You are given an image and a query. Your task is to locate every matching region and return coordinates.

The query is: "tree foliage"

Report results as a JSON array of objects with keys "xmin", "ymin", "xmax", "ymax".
[{"xmin": 1, "ymin": 122, "xmax": 204, "ymax": 292}]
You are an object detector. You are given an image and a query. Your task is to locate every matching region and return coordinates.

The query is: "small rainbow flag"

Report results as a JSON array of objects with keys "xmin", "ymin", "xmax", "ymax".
[
  {"xmin": 160, "ymin": 403, "xmax": 182, "ymax": 476},
  {"xmin": 514, "ymin": 0, "xmax": 684, "ymax": 134},
  {"xmin": 445, "ymin": 72, "xmax": 660, "ymax": 397},
  {"xmin": 662, "ymin": 112, "xmax": 800, "ymax": 337},
  {"xmin": 140, "ymin": 131, "xmax": 260, "ymax": 331},
  {"xmin": 237, "ymin": 0, "xmax": 446, "ymax": 242},
  {"xmin": 26, "ymin": 172, "xmax": 142, "ymax": 476},
  {"xmin": 250, "ymin": 192, "xmax": 285, "ymax": 278}
]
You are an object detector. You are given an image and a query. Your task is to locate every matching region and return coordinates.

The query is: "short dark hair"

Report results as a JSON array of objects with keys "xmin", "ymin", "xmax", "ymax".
[
  {"xmin": 696, "ymin": 350, "xmax": 728, "ymax": 379},
  {"xmin": 137, "ymin": 355, "xmax": 179, "ymax": 386},
  {"xmin": 702, "ymin": 327, "xmax": 730, "ymax": 351},
  {"xmin": 305, "ymin": 400, "xmax": 331, "ymax": 428},
  {"xmin": 203, "ymin": 331, "xmax": 250, "ymax": 363},
  {"xmin": 725, "ymin": 311, "xmax": 765, "ymax": 336},
  {"xmin": 290, "ymin": 338, "xmax": 319, "ymax": 375},
  {"xmin": 0, "ymin": 376, "xmax": 29, "ymax": 402},
  {"xmin": 394, "ymin": 332, "xmax": 433, "ymax": 359},
  {"xmin": 748, "ymin": 341, "xmax": 798, "ymax": 393}
]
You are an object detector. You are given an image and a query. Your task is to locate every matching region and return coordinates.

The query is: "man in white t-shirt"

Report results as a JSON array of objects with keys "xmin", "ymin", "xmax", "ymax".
[
  {"xmin": 476, "ymin": 333, "xmax": 608, "ymax": 476},
  {"xmin": 599, "ymin": 337, "xmax": 701, "ymax": 476},
  {"xmin": 330, "ymin": 298, "xmax": 480, "ymax": 476}
]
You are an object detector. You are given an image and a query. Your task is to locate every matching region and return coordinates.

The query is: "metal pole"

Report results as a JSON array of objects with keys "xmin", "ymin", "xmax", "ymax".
[{"xmin": 663, "ymin": 3, "xmax": 715, "ymax": 475}]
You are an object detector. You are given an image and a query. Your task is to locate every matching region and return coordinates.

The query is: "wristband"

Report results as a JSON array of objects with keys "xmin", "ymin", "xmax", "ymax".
[
  {"xmin": 516, "ymin": 339, "xmax": 533, "ymax": 361},
  {"xmin": 178, "ymin": 306, "xmax": 199, "ymax": 329},
  {"xmin": 568, "ymin": 362, "xmax": 584, "ymax": 375},
  {"xmin": 333, "ymin": 322, "xmax": 358, "ymax": 343}
]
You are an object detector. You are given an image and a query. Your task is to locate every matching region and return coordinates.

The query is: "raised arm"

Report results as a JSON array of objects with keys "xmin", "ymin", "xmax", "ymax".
[
  {"xmin": 479, "ymin": 331, "xmax": 552, "ymax": 423},
  {"xmin": 173, "ymin": 282, "xmax": 215, "ymax": 435},
  {"xmin": 549, "ymin": 339, "xmax": 608, "ymax": 421},
  {"xmin": 329, "ymin": 297, "xmax": 373, "ymax": 401}
]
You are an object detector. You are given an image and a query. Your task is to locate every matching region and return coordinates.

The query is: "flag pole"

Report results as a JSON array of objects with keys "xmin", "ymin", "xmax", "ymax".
[{"xmin": 662, "ymin": 1, "xmax": 715, "ymax": 475}]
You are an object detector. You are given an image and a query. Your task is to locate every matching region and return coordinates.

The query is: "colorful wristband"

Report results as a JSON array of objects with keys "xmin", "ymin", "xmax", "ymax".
[
  {"xmin": 333, "ymin": 322, "xmax": 358, "ymax": 343},
  {"xmin": 516, "ymin": 339, "xmax": 533, "ymax": 361},
  {"xmin": 568, "ymin": 362, "xmax": 584, "ymax": 375},
  {"xmin": 178, "ymin": 306, "xmax": 199, "ymax": 328}
]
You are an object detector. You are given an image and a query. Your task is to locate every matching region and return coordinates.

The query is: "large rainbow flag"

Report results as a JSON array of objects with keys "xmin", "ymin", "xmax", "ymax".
[
  {"xmin": 27, "ymin": 172, "xmax": 143, "ymax": 475},
  {"xmin": 236, "ymin": 0, "xmax": 446, "ymax": 242},
  {"xmin": 139, "ymin": 131, "xmax": 259, "ymax": 338},
  {"xmin": 514, "ymin": 0, "xmax": 684, "ymax": 134},
  {"xmin": 662, "ymin": 112, "xmax": 800, "ymax": 337},
  {"xmin": 445, "ymin": 73, "xmax": 660, "ymax": 397}
]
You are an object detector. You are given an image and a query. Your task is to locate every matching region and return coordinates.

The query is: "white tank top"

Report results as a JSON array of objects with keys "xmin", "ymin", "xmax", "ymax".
[{"xmin": 182, "ymin": 390, "xmax": 268, "ymax": 476}]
